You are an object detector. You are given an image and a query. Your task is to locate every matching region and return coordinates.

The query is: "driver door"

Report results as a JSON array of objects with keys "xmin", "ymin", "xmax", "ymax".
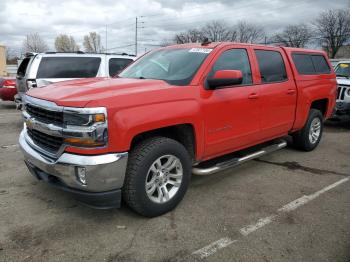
[{"xmin": 201, "ymin": 47, "xmax": 261, "ymax": 158}]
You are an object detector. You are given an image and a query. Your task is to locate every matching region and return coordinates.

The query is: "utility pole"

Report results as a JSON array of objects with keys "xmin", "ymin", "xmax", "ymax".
[
  {"xmin": 135, "ymin": 16, "xmax": 145, "ymax": 56},
  {"xmin": 135, "ymin": 17, "xmax": 138, "ymax": 56},
  {"xmin": 105, "ymin": 24, "xmax": 108, "ymax": 52}
]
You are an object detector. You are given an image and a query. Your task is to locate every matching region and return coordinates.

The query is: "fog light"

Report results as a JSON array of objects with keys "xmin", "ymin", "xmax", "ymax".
[{"xmin": 76, "ymin": 167, "xmax": 87, "ymax": 185}]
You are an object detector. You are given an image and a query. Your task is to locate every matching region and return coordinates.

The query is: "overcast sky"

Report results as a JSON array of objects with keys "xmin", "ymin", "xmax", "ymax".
[{"xmin": 0, "ymin": 0, "xmax": 349, "ymax": 56}]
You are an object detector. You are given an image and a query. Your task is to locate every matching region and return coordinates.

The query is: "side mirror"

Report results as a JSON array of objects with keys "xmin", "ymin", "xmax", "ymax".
[{"xmin": 207, "ymin": 70, "xmax": 243, "ymax": 89}]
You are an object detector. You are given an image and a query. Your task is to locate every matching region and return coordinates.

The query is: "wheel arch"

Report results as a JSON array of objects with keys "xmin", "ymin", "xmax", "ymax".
[{"xmin": 130, "ymin": 124, "xmax": 197, "ymax": 162}]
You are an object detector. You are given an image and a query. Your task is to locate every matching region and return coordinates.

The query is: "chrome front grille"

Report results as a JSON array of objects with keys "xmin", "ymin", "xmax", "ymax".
[
  {"xmin": 27, "ymin": 128, "xmax": 63, "ymax": 154},
  {"xmin": 337, "ymin": 85, "xmax": 349, "ymax": 101},
  {"xmin": 26, "ymin": 103, "xmax": 63, "ymax": 125}
]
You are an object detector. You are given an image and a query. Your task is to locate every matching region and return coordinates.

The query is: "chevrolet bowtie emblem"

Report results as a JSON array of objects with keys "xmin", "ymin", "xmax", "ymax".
[{"xmin": 26, "ymin": 119, "xmax": 34, "ymax": 129}]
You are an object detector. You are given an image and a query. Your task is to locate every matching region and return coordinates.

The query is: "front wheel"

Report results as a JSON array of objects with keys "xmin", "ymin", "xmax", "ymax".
[
  {"xmin": 292, "ymin": 109, "xmax": 323, "ymax": 151},
  {"xmin": 123, "ymin": 137, "xmax": 191, "ymax": 217}
]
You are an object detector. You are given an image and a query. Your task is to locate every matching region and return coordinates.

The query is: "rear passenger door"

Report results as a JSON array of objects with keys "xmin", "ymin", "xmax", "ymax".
[{"xmin": 254, "ymin": 49, "xmax": 297, "ymax": 138}]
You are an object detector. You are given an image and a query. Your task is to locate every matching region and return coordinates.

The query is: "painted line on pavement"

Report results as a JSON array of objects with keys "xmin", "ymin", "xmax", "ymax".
[{"xmin": 192, "ymin": 177, "xmax": 349, "ymax": 259}]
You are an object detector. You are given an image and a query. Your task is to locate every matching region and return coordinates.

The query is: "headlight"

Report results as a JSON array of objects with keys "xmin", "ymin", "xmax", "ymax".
[
  {"xmin": 62, "ymin": 108, "xmax": 108, "ymax": 148},
  {"xmin": 63, "ymin": 112, "xmax": 105, "ymax": 126}
]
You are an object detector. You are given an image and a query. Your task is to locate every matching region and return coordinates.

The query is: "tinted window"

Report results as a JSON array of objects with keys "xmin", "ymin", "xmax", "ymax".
[
  {"xmin": 255, "ymin": 50, "xmax": 287, "ymax": 83},
  {"xmin": 209, "ymin": 49, "xmax": 252, "ymax": 85},
  {"xmin": 311, "ymin": 55, "xmax": 330, "ymax": 74},
  {"xmin": 36, "ymin": 57, "xmax": 101, "ymax": 78},
  {"xmin": 292, "ymin": 53, "xmax": 331, "ymax": 75},
  {"xmin": 17, "ymin": 57, "xmax": 32, "ymax": 77},
  {"xmin": 109, "ymin": 58, "xmax": 133, "ymax": 76},
  {"xmin": 292, "ymin": 54, "xmax": 315, "ymax": 74}
]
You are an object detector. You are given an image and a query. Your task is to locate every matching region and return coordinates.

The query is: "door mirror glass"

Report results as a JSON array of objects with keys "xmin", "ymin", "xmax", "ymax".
[{"xmin": 207, "ymin": 70, "xmax": 243, "ymax": 89}]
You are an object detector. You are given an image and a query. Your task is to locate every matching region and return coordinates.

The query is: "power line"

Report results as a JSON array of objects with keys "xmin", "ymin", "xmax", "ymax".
[{"xmin": 106, "ymin": 43, "xmax": 135, "ymax": 51}]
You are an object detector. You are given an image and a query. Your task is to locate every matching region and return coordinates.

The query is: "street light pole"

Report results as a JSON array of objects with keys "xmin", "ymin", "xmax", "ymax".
[
  {"xmin": 135, "ymin": 17, "xmax": 138, "ymax": 56},
  {"xmin": 105, "ymin": 24, "xmax": 108, "ymax": 52}
]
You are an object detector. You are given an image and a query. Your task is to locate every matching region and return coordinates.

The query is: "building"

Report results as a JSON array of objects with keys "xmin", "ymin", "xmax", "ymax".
[
  {"xmin": 0, "ymin": 45, "xmax": 6, "ymax": 76},
  {"xmin": 6, "ymin": 64, "xmax": 18, "ymax": 76},
  {"xmin": 335, "ymin": 45, "xmax": 350, "ymax": 59}
]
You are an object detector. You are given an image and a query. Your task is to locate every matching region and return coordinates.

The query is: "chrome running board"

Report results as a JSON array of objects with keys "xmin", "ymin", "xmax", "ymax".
[{"xmin": 192, "ymin": 140, "xmax": 287, "ymax": 175}]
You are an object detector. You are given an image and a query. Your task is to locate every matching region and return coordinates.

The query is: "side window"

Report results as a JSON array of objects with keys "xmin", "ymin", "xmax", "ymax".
[
  {"xmin": 36, "ymin": 57, "xmax": 101, "ymax": 78},
  {"xmin": 292, "ymin": 53, "xmax": 331, "ymax": 75},
  {"xmin": 292, "ymin": 54, "xmax": 315, "ymax": 74},
  {"xmin": 311, "ymin": 55, "xmax": 330, "ymax": 74},
  {"xmin": 255, "ymin": 50, "xmax": 287, "ymax": 83},
  {"xmin": 109, "ymin": 58, "xmax": 133, "ymax": 76},
  {"xmin": 209, "ymin": 49, "xmax": 252, "ymax": 85}
]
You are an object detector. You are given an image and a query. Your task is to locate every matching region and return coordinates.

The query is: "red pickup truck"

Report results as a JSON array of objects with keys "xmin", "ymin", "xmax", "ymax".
[{"xmin": 19, "ymin": 42, "xmax": 336, "ymax": 217}]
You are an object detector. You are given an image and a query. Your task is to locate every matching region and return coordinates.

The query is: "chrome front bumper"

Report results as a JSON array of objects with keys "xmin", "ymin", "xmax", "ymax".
[{"xmin": 19, "ymin": 129, "xmax": 128, "ymax": 193}]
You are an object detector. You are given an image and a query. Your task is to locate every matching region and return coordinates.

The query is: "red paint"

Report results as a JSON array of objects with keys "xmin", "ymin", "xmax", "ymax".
[
  {"xmin": 0, "ymin": 78, "xmax": 17, "ymax": 101},
  {"xmin": 27, "ymin": 43, "xmax": 336, "ymax": 161},
  {"xmin": 213, "ymin": 70, "xmax": 242, "ymax": 79}
]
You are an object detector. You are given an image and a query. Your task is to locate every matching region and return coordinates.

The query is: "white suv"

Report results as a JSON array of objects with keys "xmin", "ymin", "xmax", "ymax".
[
  {"xmin": 334, "ymin": 61, "xmax": 350, "ymax": 117},
  {"xmin": 15, "ymin": 52, "xmax": 136, "ymax": 108}
]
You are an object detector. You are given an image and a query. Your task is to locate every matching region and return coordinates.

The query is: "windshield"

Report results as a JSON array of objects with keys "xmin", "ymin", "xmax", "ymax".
[
  {"xmin": 335, "ymin": 63, "xmax": 350, "ymax": 78},
  {"xmin": 119, "ymin": 48, "xmax": 212, "ymax": 85}
]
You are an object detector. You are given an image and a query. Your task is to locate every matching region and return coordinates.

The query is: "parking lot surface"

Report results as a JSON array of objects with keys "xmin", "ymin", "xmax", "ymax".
[{"xmin": 0, "ymin": 100, "xmax": 349, "ymax": 262}]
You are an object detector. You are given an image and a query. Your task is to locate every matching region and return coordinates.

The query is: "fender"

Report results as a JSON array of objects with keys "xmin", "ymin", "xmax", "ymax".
[{"xmin": 110, "ymin": 99, "xmax": 205, "ymax": 159}]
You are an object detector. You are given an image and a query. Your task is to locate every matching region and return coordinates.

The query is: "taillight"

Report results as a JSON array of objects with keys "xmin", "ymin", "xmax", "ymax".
[
  {"xmin": 3, "ymin": 79, "xmax": 16, "ymax": 88},
  {"xmin": 26, "ymin": 79, "xmax": 37, "ymax": 89}
]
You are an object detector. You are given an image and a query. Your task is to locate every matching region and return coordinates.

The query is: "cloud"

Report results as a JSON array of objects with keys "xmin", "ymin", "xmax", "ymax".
[{"xmin": 0, "ymin": 0, "xmax": 349, "ymax": 55}]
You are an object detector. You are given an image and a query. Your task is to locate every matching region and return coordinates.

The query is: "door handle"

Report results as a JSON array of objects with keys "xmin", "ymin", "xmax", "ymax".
[
  {"xmin": 248, "ymin": 93, "xmax": 259, "ymax": 99},
  {"xmin": 287, "ymin": 89, "xmax": 296, "ymax": 95}
]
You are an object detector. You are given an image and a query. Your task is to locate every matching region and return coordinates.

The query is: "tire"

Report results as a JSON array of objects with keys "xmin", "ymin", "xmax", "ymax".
[
  {"xmin": 123, "ymin": 137, "xmax": 192, "ymax": 217},
  {"xmin": 292, "ymin": 109, "xmax": 324, "ymax": 151}
]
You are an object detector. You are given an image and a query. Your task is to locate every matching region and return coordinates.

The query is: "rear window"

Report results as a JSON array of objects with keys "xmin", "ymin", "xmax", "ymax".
[
  {"xmin": 17, "ymin": 57, "xmax": 32, "ymax": 77},
  {"xmin": 255, "ymin": 50, "xmax": 287, "ymax": 83},
  {"xmin": 36, "ymin": 57, "xmax": 101, "ymax": 78},
  {"xmin": 109, "ymin": 58, "xmax": 133, "ymax": 76},
  {"xmin": 292, "ymin": 53, "xmax": 330, "ymax": 75},
  {"xmin": 311, "ymin": 55, "xmax": 331, "ymax": 74}
]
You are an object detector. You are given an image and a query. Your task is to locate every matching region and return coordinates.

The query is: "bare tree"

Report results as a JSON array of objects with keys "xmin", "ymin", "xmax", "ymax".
[
  {"xmin": 22, "ymin": 33, "xmax": 49, "ymax": 53},
  {"xmin": 174, "ymin": 29, "xmax": 205, "ymax": 44},
  {"xmin": 55, "ymin": 34, "xmax": 80, "ymax": 52},
  {"xmin": 83, "ymin": 32, "xmax": 104, "ymax": 53},
  {"xmin": 6, "ymin": 47, "xmax": 19, "ymax": 64},
  {"xmin": 236, "ymin": 21, "xmax": 265, "ymax": 43},
  {"xmin": 272, "ymin": 24, "xmax": 312, "ymax": 47},
  {"xmin": 314, "ymin": 9, "xmax": 350, "ymax": 58},
  {"xmin": 202, "ymin": 20, "xmax": 236, "ymax": 42}
]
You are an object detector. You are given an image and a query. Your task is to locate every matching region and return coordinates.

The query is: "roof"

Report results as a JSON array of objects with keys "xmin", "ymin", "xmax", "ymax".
[
  {"xmin": 282, "ymin": 47, "xmax": 327, "ymax": 55},
  {"xmin": 31, "ymin": 52, "xmax": 136, "ymax": 59},
  {"xmin": 164, "ymin": 42, "xmax": 274, "ymax": 49},
  {"xmin": 163, "ymin": 42, "xmax": 328, "ymax": 54}
]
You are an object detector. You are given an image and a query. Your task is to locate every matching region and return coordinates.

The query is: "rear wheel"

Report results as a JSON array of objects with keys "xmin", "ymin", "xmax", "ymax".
[
  {"xmin": 292, "ymin": 109, "xmax": 323, "ymax": 151},
  {"xmin": 123, "ymin": 137, "xmax": 191, "ymax": 217}
]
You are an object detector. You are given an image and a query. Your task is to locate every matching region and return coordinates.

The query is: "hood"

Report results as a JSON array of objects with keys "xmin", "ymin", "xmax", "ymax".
[
  {"xmin": 337, "ymin": 77, "xmax": 350, "ymax": 85},
  {"xmin": 26, "ymin": 77, "xmax": 172, "ymax": 107}
]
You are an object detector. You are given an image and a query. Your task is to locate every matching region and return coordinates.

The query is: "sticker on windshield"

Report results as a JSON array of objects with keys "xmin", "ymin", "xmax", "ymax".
[
  {"xmin": 189, "ymin": 48, "xmax": 213, "ymax": 54},
  {"xmin": 339, "ymin": 63, "xmax": 349, "ymax": 68}
]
